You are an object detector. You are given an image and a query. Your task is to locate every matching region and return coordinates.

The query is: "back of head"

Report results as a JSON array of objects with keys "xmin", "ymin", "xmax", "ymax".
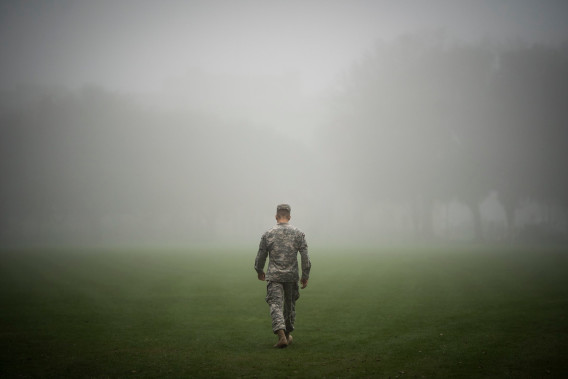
[{"xmin": 276, "ymin": 204, "xmax": 291, "ymax": 221}]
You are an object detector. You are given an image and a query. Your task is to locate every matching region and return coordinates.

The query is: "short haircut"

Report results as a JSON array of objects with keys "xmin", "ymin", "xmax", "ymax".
[{"xmin": 277, "ymin": 209, "xmax": 291, "ymax": 219}]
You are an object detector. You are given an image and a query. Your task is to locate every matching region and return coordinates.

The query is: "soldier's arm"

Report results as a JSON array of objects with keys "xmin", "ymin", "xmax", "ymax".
[
  {"xmin": 298, "ymin": 232, "xmax": 311, "ymax": 286},
  {"xmin": 254, "ymin": 234, "xmax": 268, "ymax": 280}
]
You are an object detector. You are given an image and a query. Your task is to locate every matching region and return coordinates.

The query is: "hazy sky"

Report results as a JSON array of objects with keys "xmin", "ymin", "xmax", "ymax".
[
  {"xmin": 1, "ymin": 0, "xmax": 567, "ymax": 96},
  {"xmin": 1, "ymin": 1, "xmax": 568, "ymax": 246}
]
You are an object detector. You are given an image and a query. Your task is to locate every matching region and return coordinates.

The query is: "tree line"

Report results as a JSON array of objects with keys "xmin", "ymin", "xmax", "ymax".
[
  {"xmin": 324, "ymin": 36, "xmax": 568, "ymax": 242},
  {"xmin": 1, "ymin": 38, "xmax": 567, "ymax": 246},
  {"xmin": 0, "ymin": 87, "xmax": 315, "ymax": 246}
]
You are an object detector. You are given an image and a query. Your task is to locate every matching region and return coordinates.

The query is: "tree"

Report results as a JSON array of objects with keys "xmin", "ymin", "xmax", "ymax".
[
  {"xmin": 323, "ymin": 35, "xmax": 495, "ymax": 241},
  {"xmin": 489, "ymin": 44, "xmax": 568, "ymax": 240}
]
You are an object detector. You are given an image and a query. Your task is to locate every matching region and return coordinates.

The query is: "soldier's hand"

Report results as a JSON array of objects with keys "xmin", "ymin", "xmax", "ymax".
[
  {"xmin": 257, "ymin": 272, "xmax": 265, "ymax": 281},
  {"xmin": 300, "ymin": 278, "xmax": 308, "ymax": 289}
]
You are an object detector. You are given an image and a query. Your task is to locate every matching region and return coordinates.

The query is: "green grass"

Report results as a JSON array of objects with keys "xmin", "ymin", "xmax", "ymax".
[{"xmin": 1, "ymin": 246, "xmax": 567, "ymax": 378}]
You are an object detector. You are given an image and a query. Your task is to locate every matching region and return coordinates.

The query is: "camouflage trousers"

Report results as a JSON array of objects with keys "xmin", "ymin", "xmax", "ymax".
[{"xmin": 265, "ymin": 281, "xmax": 300, "ymax": 334}]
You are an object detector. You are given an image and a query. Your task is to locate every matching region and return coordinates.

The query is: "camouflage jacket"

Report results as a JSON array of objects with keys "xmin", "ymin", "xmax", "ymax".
[{"xmin": 254, "ymin": 222, "xmax": 311, "ymax": 282}]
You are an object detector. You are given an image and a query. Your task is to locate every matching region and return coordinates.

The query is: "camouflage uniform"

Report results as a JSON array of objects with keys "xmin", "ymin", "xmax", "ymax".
[{"xmin": 254, "ymin": 206, "xmax": 311, "ymax": 334}]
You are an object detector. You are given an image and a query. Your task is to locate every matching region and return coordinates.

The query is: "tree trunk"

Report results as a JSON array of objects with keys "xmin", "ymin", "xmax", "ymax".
[
  {"xmin": 412, "ymin": 195, "xmax": 434, "ymax": 241},
  {"xmin": 465, "ymin": 199, "xmax": 483, "ymax": 242},
  {"xmin": 500, "ymin": 195, "xmax": 516, "ymax": 244},
  {"xmin": 412, "ymin": 197, "xmax": 421, "ymax": 241},
  {"xmin": 420, "ymin": 198, "xmax": 434, "ymax": 241}
]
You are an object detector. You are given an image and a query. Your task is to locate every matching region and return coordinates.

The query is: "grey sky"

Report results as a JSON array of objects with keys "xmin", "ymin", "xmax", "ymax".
[
  {"xmin": 1, "ymin": 0, "xmax": 567, "ymax": 95},
  {"xmin": 1, "ymin": 1, "xmax": 568, "ymax": 247}
]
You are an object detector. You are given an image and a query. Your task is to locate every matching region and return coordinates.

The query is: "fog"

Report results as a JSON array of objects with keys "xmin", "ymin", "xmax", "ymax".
[{"xmin": 1, "ymin": 0, "xmax": 568, "ymax": 247}]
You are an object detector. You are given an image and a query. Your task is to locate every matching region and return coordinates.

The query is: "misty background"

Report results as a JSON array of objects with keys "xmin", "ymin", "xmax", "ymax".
[{"xmin": 1, "ymin": 0, "xmax": 568, "ymax": 247}]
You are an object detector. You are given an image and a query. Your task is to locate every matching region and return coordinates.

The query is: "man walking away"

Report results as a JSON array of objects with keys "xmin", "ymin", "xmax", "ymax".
[{"xmin": 254, "ymin": 204, "xmax": 311, "ymax": 348}]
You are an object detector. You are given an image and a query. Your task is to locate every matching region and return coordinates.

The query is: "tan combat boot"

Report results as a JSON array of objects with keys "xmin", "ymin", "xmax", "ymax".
[
  {"xmin": 274, "ymin": 330, "xmax": 288, "ymax": 348},
  {"xmin": 286, "ymin": 332, "xmax": 293, "ymax": 345}
]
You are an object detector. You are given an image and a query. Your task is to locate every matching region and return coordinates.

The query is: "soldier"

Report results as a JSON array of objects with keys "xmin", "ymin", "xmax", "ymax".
[{"xmin": 254, "ymin": 204, "xmax": 311, "ymax": 348}]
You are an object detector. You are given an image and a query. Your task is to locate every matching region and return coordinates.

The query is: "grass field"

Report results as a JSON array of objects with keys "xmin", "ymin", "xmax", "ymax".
[{"xmin": 1, "ymin": 246, "xmax": 567, "ymax": 378}]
